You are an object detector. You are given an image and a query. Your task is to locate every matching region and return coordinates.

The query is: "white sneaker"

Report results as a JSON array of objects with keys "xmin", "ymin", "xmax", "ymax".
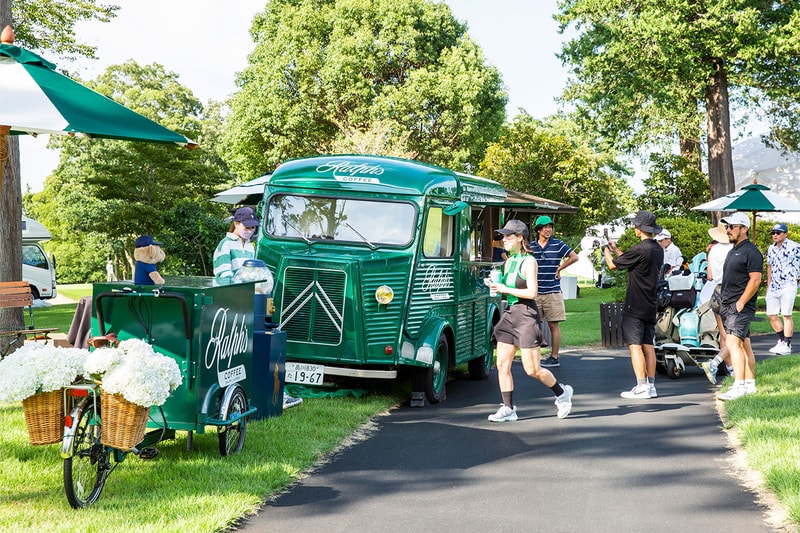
[
  {"xmin": 775, "ymin": 342, "xmax": 792, "ymax": 356},
  {"xmin": 700, "ymin": 361, "xmax": 718, "ymax": 384},
  {"xmin": 744, "ymin": 384, "xmax": 757, "ymax": 395},
  {"xmin": 649, "ymin": 384, "xmax": 657, "ymax": 398},
  {"xmin": 554, "ymin": 384, "xmax": 573, "ymax": 419},
  {"xmin": 488, "ymin": 404, "xmax": 518, "ymax": 422},
  {"xmin": 769, "ymin": 340, "xmax": 787, "ymax": 354},
  {"xmin": 719, "ymin": 386, "xmax": 747, "ymax": 401},
  {"xmin": 620, "ymin": 385, "xmax": 650, "ymax": 399}
]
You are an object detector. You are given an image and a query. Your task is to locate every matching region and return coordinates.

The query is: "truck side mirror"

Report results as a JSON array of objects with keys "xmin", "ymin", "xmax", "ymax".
[{"xmin": 443, "ymin": 201, "xmax": 468, "ymax": 216}]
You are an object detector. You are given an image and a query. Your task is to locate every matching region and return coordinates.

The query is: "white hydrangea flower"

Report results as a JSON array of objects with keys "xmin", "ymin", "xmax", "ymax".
[
  {"xmin": 83, "ymin": 347, "xmax": 122, "ymax": 377},
  {"xmin": 96, "ymin": 339, "xmax": 182, "ymax": 407},
  {"xmin": 0, "ymin": 344, "xmax": 87, "ymax": 403}
]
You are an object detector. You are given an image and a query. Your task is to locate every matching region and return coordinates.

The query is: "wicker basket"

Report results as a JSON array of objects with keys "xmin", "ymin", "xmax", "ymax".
[
  {"xmin": 100, "ymin": 391, "xmax": 149, "ymax": 451},
  {"xmin": 21, "ymin": 389, "xmax": 64, "ymax": 445}
]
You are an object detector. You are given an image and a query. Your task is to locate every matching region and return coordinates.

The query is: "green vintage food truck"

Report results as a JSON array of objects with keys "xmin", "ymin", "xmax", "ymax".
[{"xmin": 254, "ymin": 155, "xmax": 575, "ymax": 404}]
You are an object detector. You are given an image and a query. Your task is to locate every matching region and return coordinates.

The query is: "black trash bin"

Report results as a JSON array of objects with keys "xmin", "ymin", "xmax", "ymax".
[{"xmin": 599, "ymin": 303, "xmax": 625, "ymax": 347}]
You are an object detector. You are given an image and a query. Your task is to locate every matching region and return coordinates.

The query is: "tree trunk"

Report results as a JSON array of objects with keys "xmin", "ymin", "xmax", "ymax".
[
  {"xmin": 0, "ymin": 0, "xmax": 26, "ymax": 355},
  {"xmin": 679, "ymin": 137, "xmax": 702, "ymax": 170},
  {"xmin": 705, "ymin": 57, "xmax": 736, "ymax": 225}
]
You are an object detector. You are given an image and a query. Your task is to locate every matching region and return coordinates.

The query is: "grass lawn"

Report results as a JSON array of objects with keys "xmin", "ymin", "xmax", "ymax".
[{"xmin": 3, "ymin": 283, "xmax": 799, "ymax": 530}]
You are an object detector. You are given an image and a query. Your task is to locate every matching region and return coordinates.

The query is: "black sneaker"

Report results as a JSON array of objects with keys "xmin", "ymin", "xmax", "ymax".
[{"xmin": 541, "ymin": 356, "xmax": 560, "ymax": 368}]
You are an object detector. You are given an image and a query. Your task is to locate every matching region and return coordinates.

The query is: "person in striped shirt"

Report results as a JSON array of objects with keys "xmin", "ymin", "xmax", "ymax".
[
  {"xmin": 531, "ymin": 215, "xmax": 578, "ymax": 368},
  {"xmin": 212, "ymin": 206, "xmax": 304, "ymax": 410},
  {"xmin": 213, "ymin": 206, "xmax": 260, "ymax": 284}
]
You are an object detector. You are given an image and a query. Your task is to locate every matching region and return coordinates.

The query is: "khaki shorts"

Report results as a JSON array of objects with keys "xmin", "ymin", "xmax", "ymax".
[{"xmin": 535, "ymin": 292, "xmax": 566, "ymax": 322}]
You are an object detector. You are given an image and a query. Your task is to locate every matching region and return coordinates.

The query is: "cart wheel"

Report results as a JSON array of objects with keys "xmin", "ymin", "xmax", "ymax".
[
  {"xmin": 666, "ymin": 359, "xmax": 683, "ymax": 379},
  {"xmin": 64, "ymin": 400, "xmax": 110, "ymax": 508},
  {"xmin": 218, "ymin": 386, "xmax": 248, "ymax": 456},
  {"xmin": 412, "ymin": 334, "xmax": 449, "ymax": 404}
]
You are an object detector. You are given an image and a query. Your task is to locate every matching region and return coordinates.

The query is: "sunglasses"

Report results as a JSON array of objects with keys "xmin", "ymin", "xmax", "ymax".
[
  {"xmin": 724, "ymin": 224, "xmax": 743, "ymax": 230},
  {"xmin": 771, "ymin": 231, "xmax": 785, "ymax": 235}
]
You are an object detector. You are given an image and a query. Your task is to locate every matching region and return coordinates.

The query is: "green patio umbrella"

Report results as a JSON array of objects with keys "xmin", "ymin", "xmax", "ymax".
[
  {"xmin": 693, "ymin": 182, "xmax": 800, "ymax": 238},
  {"xmin": 0, "ymin": 25, "xmax": 196, "ymax": 189}
]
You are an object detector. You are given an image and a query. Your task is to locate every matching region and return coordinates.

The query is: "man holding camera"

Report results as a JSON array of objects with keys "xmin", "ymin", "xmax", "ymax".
[{"xmin": 602, "ymin": 210, "xmax": 664, "ymax": 399}]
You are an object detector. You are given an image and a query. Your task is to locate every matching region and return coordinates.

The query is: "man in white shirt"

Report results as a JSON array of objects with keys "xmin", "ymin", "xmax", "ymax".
[
  {"xmin": 765, "ymin": 223, "xmax": 800, "ymax": 355},
  {"xmin": 655, "ymin": 229, "xmax": 682, "ymax": 274}
]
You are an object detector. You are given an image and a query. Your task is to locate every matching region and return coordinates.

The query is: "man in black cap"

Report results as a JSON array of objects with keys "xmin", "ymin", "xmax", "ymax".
[
  {"xmin": 765, "ymin": 222, "xmax": 799, "ymax": 356},
  {"xmin": 602, "ymin": 210, "xmax": 664, "ymax": 399}
]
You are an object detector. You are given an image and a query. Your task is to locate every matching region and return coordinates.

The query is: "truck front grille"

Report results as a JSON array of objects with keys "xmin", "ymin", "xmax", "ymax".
[{"xmin": 279, "ymin": 266, "xmax": 346, "ymax": 345}]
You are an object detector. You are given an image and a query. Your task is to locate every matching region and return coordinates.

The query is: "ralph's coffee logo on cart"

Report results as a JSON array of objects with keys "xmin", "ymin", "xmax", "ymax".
[{"xmin": 205, "ymin": 307, "xmax": 249, "ymax": 387}]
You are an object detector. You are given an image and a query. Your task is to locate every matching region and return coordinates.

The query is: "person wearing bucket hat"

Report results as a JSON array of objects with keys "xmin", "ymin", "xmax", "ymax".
[
  {"xmin": 765, "ymin": 222, "xmax": 800, "ymax": 356},
  {"xmin": 486, "ymin": 219, "xmax": 574, "ymax": 422},
  {"xmin": 601, "ymin": 210, "xmax": 664, "ymax": 399},
  {"xmin": 699, "ymin": 223, "xmax": 734, "ymax": 384},
  {"xmin": 531, "ymin": 215, "xmax": 578, "ymax": 368},
  {"xmin": 717, "ymin": 212, "xmax": 763, "ymax": 401}
]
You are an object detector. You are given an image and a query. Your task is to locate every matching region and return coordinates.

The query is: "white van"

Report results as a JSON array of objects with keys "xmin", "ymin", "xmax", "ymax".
[{"xmin": 22, "ymin": 217, "xmax": 57, "ymax": 300}]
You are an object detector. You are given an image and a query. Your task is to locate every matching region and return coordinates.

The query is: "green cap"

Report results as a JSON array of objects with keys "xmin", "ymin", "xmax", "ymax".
[{"xmin": 534, "ymin": 215, "xmax": 554, "ymax": 228}]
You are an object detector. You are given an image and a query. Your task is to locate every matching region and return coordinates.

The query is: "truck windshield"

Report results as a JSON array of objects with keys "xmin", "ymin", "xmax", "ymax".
[{"xmin": 266, "ymin": 195, "xmax": 417, "ymax": 246}]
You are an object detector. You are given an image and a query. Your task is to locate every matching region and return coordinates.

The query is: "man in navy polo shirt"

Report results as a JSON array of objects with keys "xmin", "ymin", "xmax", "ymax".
[{"xmin": 532, "ymin": 215, "xmax": 578, "ymax": 368}]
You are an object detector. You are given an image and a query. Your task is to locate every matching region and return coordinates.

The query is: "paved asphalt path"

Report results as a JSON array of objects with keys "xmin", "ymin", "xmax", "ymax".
[{"xmin": 237, "ymin": 336, "xmax": 785, "ymax": 533}]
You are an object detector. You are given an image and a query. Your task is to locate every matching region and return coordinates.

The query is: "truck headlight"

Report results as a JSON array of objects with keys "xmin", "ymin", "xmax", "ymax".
[{"xmin": 375, "ymin": 285, "xmax": 394, "ymax": 305}]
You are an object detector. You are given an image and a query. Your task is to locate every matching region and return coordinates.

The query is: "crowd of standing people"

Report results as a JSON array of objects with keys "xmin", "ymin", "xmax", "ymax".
[{"xmin": 487, "ymin": 207, "xmax": 796, "ymax": 421}]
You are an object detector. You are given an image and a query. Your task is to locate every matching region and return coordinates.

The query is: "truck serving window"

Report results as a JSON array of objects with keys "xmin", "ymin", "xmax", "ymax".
[{"xmin": 266, "ymin": 195, "xmax": 416, "ymax": 246}]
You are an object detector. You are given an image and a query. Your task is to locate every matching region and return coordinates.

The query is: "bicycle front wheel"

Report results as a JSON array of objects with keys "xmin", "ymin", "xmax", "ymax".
[{"xmin": 64, "ymin": 400, "xmax": 110, "ymax": 508}]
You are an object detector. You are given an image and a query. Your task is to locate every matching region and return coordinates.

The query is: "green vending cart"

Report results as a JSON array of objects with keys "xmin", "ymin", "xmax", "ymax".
[{"xmin": 91, "ymin": 277, "xmax": 274, "ymax": 453}]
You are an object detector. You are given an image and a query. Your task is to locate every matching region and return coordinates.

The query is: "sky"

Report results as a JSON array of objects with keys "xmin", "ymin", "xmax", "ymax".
[{"xmin": 17, "ymin": 0, "xmax": 568, "ymax": 193}]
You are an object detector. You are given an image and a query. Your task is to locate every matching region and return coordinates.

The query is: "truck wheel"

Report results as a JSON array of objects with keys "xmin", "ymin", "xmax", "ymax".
[
  {"xmin": 413, "ymin": 334, "xmax": 448, "ymax": 404},
  {"xmin": 468, "ymin": 324, "xmax": 495, "ymax": 380}
]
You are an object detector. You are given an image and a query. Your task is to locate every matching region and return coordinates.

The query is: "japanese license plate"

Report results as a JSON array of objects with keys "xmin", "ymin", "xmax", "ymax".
[{"xmin": 285, "ymin": 362, "xmax": 325, "ymax": 385}]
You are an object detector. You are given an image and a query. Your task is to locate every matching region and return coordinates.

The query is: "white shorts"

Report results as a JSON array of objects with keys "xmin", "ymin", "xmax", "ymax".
[{"xmin": 765, "ymin": 283, "xmax": 798, "ymax": 317}]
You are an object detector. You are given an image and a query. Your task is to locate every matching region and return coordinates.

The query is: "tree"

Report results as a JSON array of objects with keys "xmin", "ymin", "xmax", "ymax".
[
  {"xmin": 479, "ymin": 113, "xmax": 634, "ymax": 237},
  {"xmin": 556, "ymin": 0, "xmax": 800, "ymax": 203},
  {"xmin": 638, "ymin": 153, "xmax": 709, "ymax": 222},
  {"xmin": 223, "ymin": 0, "xmax": 507, "ymax": 178},
  {"xmin": 25, "ymin": 61, "xmax": 232, "ymax": 281},
  {"xmin": 0, "ymin": 0, "xmax": 118, "ymax": 352},
  {"xmin": 10, "ymin": 0, "xmax": 117, "ymax": 61}
]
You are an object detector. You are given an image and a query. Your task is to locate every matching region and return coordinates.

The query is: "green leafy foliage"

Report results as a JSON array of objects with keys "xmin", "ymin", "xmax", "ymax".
[
  {"xmin": 639, "ymin": 153, "xmax": 709, "ymax": 222},
  {"xmin": 223, "ymin": 0, "xmax": 507, "ymax": 177},
  {"xmin": 556, "ymin": 0, "xmax": 800, "ymax": 196},
  {"xmin": 10, "ymin": 1, "xmax": 119, "ymax": 61},
  {"xmin": 479, "ymin": 113, "xmax": 634, "ymax": 237},
  {"xmin": 23, "ymin": 62, "xmax": 234, "ymax": 282}
]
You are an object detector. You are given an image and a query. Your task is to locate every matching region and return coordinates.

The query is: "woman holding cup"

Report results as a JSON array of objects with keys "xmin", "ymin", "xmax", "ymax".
[{"xmin": 485, "ymin": 219, "xmax": 574, "ymax": 422}]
